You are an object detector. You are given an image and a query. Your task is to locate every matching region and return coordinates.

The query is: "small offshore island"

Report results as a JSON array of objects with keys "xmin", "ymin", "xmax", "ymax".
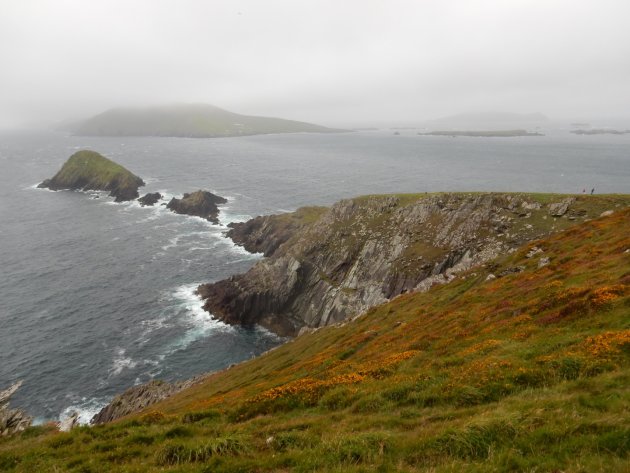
[
  {"xmin": 38, "ymin": 150, "xmax": 145, "ymax": 202},
  {"xmin": 38, "ymin": 151, "xmax": 228, "ymax": 223}
]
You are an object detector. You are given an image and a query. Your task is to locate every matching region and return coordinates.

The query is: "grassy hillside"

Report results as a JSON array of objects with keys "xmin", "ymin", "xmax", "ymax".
[
  {"xmin": 71, "ymin": 104, "xmax": 345, "ymax": 138},
  {"xmin": 1, "ymin": 208, "xmax": 629, "ymax": 472}
]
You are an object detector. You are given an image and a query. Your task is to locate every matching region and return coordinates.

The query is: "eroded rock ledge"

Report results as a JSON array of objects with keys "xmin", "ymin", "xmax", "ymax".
[
  {"xmin": 91, "ymin": 378, "xmax": 203, "ymax": 425},
  {"xmin": 198, "ymin": 193, "xmax": 626, "ymax": 336}
]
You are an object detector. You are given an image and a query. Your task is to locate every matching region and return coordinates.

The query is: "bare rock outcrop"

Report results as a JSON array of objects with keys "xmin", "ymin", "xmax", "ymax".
[
  {"xmin": 0, "ymin": 381, "xmax": 32, "ymax": 436},
  {"xmin": 167, "ymin": 190, "xmax": 227, "ymax": 224},
  {"xmin": 91, "ymin": 378, "xmax": 201, "ymax": 425},
  {"xmin": 198, "ymin": 193, "xmax": 624, "ymax": 336}
]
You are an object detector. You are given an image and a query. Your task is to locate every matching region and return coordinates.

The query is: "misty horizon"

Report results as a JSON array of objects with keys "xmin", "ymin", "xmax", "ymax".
[{"xmin": 2, "ymin": 0, "xmax": 630, "ymax": 129}]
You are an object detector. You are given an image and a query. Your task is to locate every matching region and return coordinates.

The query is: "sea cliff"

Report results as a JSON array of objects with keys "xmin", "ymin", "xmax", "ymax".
[{"xmin": 199, "ymin": 193, "xmax": 628, "ymax": 336}]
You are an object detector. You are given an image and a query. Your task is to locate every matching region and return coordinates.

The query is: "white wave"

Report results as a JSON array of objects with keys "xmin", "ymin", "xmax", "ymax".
[
  {"xmin": 161, "ymin": 235, "xmax": 181, "ymax": 251},
  {"xmin": 59, "ymin": 397, "xmax": 108, "ymax": 425},
  {"xmin": 108, "ymin": 347, "xmax": 138, "ymax": 377},
  {"xmin": 163, "ymin": 283, "xmax": 235, "ymax": 353}
]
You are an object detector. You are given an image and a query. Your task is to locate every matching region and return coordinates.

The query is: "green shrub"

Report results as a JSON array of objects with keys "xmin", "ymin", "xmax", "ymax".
[
  {"xmin": 431, "ymin": 420, "xmax": 517, "ymax": 459},
  {"xmin": 164, "ymin": 426, "xmax": 193, "ymax": 439},
  {"xmin": 182, "ymin": 409, "xmax": 221, "ymax": 423},
  {"xmin": 155, "ymin": 437, "xmax": 246, "ymax": 465},
  {"xmin": 0, "ymin": 452, "xmax": 19, "ymax": 470},
  {"xmin": 318, "ymin": 386, "xmax": 357, "ymax": 410}
]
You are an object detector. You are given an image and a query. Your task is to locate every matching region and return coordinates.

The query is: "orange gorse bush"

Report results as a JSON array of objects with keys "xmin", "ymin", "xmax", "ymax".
[
  {"xmin": 582, "ymin": 330, "xmax": 630, "ymax": 358},
  {"xmin": 460, "ymin": 339, "xmax": 501, "ymax": 356},
  {"xmin": 589, "ymin": 284, "xmax": 627, "ymax": 307},
  {"xmin": 249, "ymin": 350, "xmax": 420, "ymax": 404}
]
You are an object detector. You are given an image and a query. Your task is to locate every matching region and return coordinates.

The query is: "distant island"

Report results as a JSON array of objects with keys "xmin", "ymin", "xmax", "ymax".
[
  {"xmin": 571, "ymin": 128, "xmax": 630, "ymax": 135},
  {"xmin": 66, "ymin": 103, "xmax": 346, "ymax": 138},
  {"xmin": 38, "ymin": 150, "xmax": 144, "ymax": 201},
  {"xmin": 426, "ymin": 111, "xmax": 548, "ymax": 129},
  {"xmin": 418, "ymin": 129, "xmax": 543, "ymax": 137}
]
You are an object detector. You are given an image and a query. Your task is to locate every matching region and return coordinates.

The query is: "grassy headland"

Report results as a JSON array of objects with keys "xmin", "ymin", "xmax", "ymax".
[{"xmin": 1, "ymin": 202, "xmax": 629, "ymax": 471}]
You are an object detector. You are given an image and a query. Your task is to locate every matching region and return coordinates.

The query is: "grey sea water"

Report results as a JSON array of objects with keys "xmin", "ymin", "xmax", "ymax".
[{"xmin": 1, "ymin": 129, "xmax": 629, "ymax": 423}]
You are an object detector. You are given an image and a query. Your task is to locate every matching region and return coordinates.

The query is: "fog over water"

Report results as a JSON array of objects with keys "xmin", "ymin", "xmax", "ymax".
[{"xmin": 1, "ymin": 0, "xmax": 630, "ymax": 128}]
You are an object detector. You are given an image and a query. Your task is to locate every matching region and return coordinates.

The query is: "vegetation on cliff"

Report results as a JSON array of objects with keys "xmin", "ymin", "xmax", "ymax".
[
  {"xmin": 38, "ymin": 150, "xmax": 144, "ymax": 202},
  {"xmin": 68, "ymin": 104, "xmax": 346, "ymax": 138},
  {"xmin": 1, "ymin": 207, "xmax": 629, "ymax": 472}
]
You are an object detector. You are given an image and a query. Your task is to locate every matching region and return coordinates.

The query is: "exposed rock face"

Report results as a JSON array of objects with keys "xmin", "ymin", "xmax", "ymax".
[
  {"xmin": 548, "ymin": 197, "xmax": 575, "ymax": 217},
  {"xmin": 0, "ymin": 381, "xmax": 32, "ymax": 436},
  {"xmin": 91, "ymin": 378, "xmax": 200, "ymax": 425},
  {"xmin": 227, "ymin": 206, "xmax": 327, "ymax": 257},
  {"xmin": 167, "ymin": 190, "xmax": 228, "ymax": 224},
  {"xmin": 38, "ymin": 150, "xmax": 145, "ymax": 202},
  {"xmin": 138, "ymin": 192, "xmax": 162, "ymax": 206},
  {"xmin": 198, "ymin": 193, "xmax": 626, "ymax": 336}
]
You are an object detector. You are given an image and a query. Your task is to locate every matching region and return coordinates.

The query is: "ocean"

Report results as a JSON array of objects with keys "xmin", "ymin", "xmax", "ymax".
[{"xmin": 1, "ymin": 128, "xmax": 629, "ymax": 423}]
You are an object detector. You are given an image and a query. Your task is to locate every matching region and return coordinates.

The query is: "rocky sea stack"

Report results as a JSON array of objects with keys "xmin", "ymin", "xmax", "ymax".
[
  {"xmin": 138, "ymin": 192, "xmax": 162, "ymax": 206},
  {"xmin": 38, "ymin": 150, "xmax": 144, "ymax": 202},
  {"xmin": 167, "ymin": 190, "xmax": 227, "ymax": 224}
]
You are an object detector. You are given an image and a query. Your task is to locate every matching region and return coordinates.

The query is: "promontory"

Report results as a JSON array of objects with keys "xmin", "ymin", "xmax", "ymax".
[{"xmin": 38, "ymin": 150, "xmax": 144, "ymax": 202}]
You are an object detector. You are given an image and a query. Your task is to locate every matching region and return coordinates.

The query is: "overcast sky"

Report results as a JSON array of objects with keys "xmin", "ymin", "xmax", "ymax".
[{"xmin": 1, "ymin": 0, "xmax": 629, "ymax": 128}]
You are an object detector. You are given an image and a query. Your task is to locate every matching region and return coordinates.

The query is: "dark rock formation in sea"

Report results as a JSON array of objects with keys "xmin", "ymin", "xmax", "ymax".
[
  {"xmin": 167, "ymin": 190, "xmax": 228, "ymax": 224},
  {"xmin": 138, "ymin": 192, "xmax": 162, "ymax": 206},
  {"xmin": 91, "ymin": 378, "xmax": 201, "ymax": 425},
  {"xmin": 0, "ymin": 381, "xmax": 32, "ymax": 436},
  {"xmin": 38, "ymin": 150, "xmax": 144, "ymax": 202},
  {"xmin": 198, "ymin": 193, "xmax": 626, "ymax": 337}
]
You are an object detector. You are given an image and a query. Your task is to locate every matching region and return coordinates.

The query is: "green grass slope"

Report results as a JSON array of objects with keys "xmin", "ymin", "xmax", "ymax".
[
  {"xmin": 71, "ymin": 104, "xmax": 346, "ymax": 138},
  {"xmin": 38, "ymin": 150, "xmax": 144, "ymax": 202},
  {"xmin": 1, "ymin": 209, "xmax": 629, "ymax": 472}
]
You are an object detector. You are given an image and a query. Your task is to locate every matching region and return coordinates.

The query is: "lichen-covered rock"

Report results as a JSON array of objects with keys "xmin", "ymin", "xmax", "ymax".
[
  {"xmin": 166, "ymin": 190, "xmax": 227, "ymax": 224},
  {"xmin": 198, "ymin": 193, "xmax": 627, "ymax": 337},
  {"xmin": 38, "ymin": 150, "xmax": 144, "ymax": 202},
  {"xmin": 548, "ymin": 197, "xmax": 575, "ymax": 217},
  {"xmin": 0, "ymin": 381, "xmax": 32, "ymax": 436}
]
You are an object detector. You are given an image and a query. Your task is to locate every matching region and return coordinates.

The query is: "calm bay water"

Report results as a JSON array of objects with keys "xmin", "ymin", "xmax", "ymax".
[{"xmin": 1, "ymin": 129, "xmax": 629, "ymax": 422}]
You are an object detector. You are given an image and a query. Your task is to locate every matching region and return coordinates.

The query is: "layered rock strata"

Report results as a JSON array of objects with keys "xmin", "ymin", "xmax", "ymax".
[{"xmin": 199, "ymin": 193, "xmax": 624, "ymax": 336}]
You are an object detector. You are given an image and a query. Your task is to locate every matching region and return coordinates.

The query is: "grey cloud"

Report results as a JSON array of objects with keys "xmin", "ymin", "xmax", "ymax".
[{"xmin": 1, "ymin": 0, "xmax": 629, "ymax": 128}]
